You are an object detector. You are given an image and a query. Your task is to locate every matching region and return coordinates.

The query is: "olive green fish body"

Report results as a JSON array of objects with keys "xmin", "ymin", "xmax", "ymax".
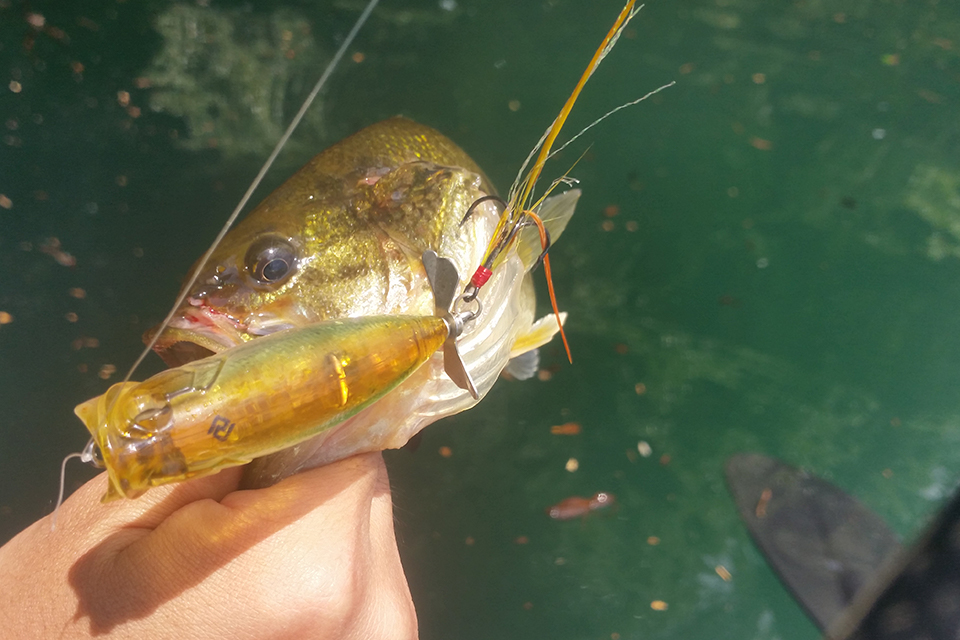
[{"xmin": 142, "ymin": 116, "xmax": 579, "ymax": 488}]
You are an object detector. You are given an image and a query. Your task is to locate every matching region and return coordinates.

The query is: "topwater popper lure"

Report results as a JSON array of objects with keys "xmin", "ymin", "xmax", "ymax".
[
  {"xmin": 75, "ymin": 252, "xmax": 475, "ymax": 500},
  {"xmin": 64, "ymin": 0, "xmax": 667, "ymax": 504}
]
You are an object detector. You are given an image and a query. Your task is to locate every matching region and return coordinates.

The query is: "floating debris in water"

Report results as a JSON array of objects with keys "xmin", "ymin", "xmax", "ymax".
[
  {"xmin": 508, "ymin": 99, "xmax": 521, "ymax": 112},
  {"xmin": 637, "ymin": 441, "xmax": 652, "ymax": 457},
  {"xmin": 650, "ymin": 600, "xmax": 668, "ymax": 611},
  {"xmin": 715, "ymin": 565, "xmax": 732, "ymax": 581},
  {"xmin": 68, "ymin": 287, "xmax": 86, "ymax": 299},
  {"xmin": 647, "ymin": 536, "xmax": 660, "ymax": 545},
  {"xmin": 71, "ymin": 337, "xmax": 99, "ymax": 350},
  {"xmin": 0, "ymin": 311, "xmax": 13, "ymax": 325},
  {"xmin": 514, "ymin": 536, "xmax": 528, "ymax": 545},
  {"xmin": 840, "ymin": 195, "xmax": 858, "ymax": 209},
  {"xmin": 635, "ymin": 382, "xmax": 647, "ymax": 395},
  {"xmin": 550, "ymin": 422, "xmax": 581, "ymax": 435},
  {"xmin": 98, "ymin": 364, "xmax": 116, "ymax": 380},
  {"xmin": 0, "ymin": 194, "xmax": 11, "ymax": 209},
  {"xmin": 438, "ymin": 446, "xmax": 452, "ymax": 458},
  {"xmin": 548, "ymin": 493, "xmax": 613, "ymax": 521},
  {"xmin": 565, "ymin": 457, "xmax": 579, "ymax": 472},
  {"xmin": 39, "ymin": 237, "xmax": 76, "ymax": 267},
  {"xmin": 755, "ymin": 488, "xmax": 772, "ymax": 518}
]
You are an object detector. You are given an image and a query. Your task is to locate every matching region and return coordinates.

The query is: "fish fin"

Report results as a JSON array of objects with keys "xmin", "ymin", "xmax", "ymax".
[
  {"xmin": 503, "ymin": 349, "xmax": 540, "ymax": 381},
  {"xmin": 516, "ymin": 189, "xmax": 581, "ymax": 269},
  {"xmin": 510, "ymin": 312, "xmax": 568, "ymax": 359}
]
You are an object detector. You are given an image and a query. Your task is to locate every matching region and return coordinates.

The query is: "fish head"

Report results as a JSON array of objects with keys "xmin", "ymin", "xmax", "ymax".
[
  {"xmin": 145, "ymin": 116, "xmax": 582, "ymax": 489},
  {"xmin": 148, "ymin": 117, "xmax": 496, "ymax": 367}
]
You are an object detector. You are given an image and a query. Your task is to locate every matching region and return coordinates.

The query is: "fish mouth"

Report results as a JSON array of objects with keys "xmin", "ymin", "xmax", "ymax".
[
  {"xmin": 146, "ymin": 307, "xmax": 243, "ymax": 367},
  {"xmin": 147, "ymin": 306, "xmax": 301, "ymax": 367}
]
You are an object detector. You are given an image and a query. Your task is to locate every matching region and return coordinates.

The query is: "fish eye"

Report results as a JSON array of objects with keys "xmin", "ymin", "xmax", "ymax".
[{"xmin": 245, "ymin": 237, "xmax": 297, "ymax": 285}]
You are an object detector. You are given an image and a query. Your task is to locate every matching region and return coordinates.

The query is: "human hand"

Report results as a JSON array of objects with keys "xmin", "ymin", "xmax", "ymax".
[{"xmin": 0, "ymin": 452, "xmax": 417, "ymax": 640}]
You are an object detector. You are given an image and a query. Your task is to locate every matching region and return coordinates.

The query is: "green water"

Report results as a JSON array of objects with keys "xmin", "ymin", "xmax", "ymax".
[{"xmin": 2, "ymin": 0, "xmax": 960, "ymax": 638}]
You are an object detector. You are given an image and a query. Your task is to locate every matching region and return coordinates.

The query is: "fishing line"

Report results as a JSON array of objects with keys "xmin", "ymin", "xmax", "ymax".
[
  {"xmin": 123, "ymin": 0, "xmax": 382, "ymax": 388},
  {"xmin": 545, "ymin": 81, "xmax": 676, "ymax": 162},
  {"xmin": 51, "ymin": 445, "xmax": 96, "ymax": 530}
]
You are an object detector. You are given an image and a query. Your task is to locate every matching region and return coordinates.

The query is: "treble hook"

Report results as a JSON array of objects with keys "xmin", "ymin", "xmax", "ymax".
[{"xmin": 459, "ymin": 194, "xmax": 508, "ymax": 228}]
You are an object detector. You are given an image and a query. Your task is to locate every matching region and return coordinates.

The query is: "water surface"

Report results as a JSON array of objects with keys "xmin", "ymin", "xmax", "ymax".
[{"xmin": 2, "ymin": 1, "xmax": 959, "ymax": 638}]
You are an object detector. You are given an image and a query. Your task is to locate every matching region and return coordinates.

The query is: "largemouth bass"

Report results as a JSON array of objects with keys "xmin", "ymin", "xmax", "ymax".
[
  {"xmin": 70, "ymin": 0, "xmax": 655, "ymax": 498},
  {"xmin": 141, "ymin": 116, "xmax": 578, "ymax": 488}
]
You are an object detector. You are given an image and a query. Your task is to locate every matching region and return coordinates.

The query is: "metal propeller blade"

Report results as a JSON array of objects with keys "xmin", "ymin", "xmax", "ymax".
[{"xmin": 422, "ymin": 250, "xmax": 479, "ymax": 399}]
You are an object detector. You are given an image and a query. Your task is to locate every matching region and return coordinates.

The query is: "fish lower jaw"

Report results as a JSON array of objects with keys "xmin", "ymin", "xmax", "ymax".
[{"xmin": 147, "ymin": 312, "xmax": 245, "ymax": 366}]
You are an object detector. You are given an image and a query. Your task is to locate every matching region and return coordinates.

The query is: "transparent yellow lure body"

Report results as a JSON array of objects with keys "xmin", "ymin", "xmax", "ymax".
[{"xmin": 74, "ymin": 315, "xmax": 448, "ymax": 500}]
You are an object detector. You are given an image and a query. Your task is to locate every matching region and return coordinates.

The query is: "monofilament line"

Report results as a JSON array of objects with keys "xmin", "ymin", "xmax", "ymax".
[
  {"xmin": 51, "ymin": 452, "xmax": 84, "ymax": 530},
  {"xmin": 547, "ymin": 80, "xmax": 676, "ymax": 161},
  {"xmin": 124, "ymin": 0, "xmax": 382, "ymax": 387}
]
